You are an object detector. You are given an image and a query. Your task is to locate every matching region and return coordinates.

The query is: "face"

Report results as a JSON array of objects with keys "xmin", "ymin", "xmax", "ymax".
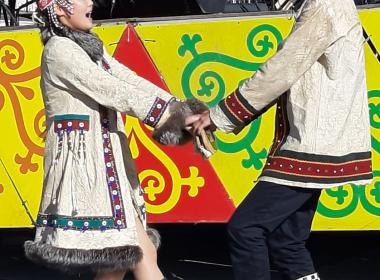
[{"xmin": 55, "ymin": 0, "xmax": 93, "ymax": 32}]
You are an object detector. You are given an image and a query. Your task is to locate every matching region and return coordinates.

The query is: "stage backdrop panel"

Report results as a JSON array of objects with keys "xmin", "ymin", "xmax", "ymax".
[{"xmin": 0, "ymin": 7, "xmax": 379, "ymax": 230}]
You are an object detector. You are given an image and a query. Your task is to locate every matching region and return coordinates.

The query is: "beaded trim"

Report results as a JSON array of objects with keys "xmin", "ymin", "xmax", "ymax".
[
  {"xmin": 54, "ymin": 114, "xmax": 90, "ymax": 133},
  {"xmin": 101, "ymin": 110, "xmax": 126, "ymax": 229},
  {"xmin": 36, "ymin": 214, "xmax": 114, "ymax": 231},
  {"xmin": 54, "ymin": 114, "xmax": 89, "ymax": 160},
  {"xmin": 219, "ymin": 89, "xmax": 259, "ymax": 126},
  {"xmin": 98, "ymin": 59, "xmax": 126, "ymax": 229},
  {"xmin": 143, "ymin": 97, "xmax": 176, "ymax": 128},
  {"xmin": 267, "ymin": 94, "xmax": 289, "ymax": 156},
  {"xmin": 263, "ymin": 151, "xmax": 373, "ymax": 184}
]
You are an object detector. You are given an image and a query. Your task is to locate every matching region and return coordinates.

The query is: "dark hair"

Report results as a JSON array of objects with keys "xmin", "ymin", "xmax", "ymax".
[{"xmin": 34, "ymin": 8, "xmax": 54, "ymax": 45}]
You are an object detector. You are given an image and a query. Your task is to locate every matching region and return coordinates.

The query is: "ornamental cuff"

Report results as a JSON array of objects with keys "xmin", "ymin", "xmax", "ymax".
[
  {"xmin": 143, "ymin": 97, "xmax": 176, "ymax": 128},
  {"xmin": 218, "ymin": 88, "xmax": 259, "ymax": 127}
]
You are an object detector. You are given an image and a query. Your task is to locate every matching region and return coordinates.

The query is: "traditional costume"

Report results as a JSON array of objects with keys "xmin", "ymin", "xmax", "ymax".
[
  {"xmin": 25, "ymin": 0, "xmax": 204, "ymax": 273},
  {"xmin": 209, "ymin": 0, "xmax": 372, "ymax": 279}
]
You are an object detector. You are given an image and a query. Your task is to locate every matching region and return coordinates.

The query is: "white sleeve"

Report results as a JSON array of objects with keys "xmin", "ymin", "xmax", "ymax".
[
  {"xmin": 239, "ymin": 0, "xmax": 340, "ymax": 111},
  {"xmin": 44, "ymin": 37, "xmax": 174, "ymax": 124},
  {"xmin": 209, "ymin": 0, "xmax": 342, "ymax": 133}
]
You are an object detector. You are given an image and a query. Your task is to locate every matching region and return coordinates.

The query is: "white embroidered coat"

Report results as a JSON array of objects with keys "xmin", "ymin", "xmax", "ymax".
[
  {"xmin": 210, "ymin": 0, "xmax": 373, "ymax": 188},
  {"xmin": 25, "ymin": 35, "xmax": 175, "ymax": 271}
]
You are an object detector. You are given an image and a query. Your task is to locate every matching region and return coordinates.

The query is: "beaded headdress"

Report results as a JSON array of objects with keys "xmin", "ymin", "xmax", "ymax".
[{"xmin": 36, "ymin": 0, "xmax": 74, "ymax": 29}]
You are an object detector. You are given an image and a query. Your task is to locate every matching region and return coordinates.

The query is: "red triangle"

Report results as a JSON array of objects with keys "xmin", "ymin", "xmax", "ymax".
[
  {"xmin": 113, "ymin": 24, "xmax": 169, "ymax": 91},
  {"xmin": 113, "ymin": 25, "xmax": 235, "ymax": 222}
]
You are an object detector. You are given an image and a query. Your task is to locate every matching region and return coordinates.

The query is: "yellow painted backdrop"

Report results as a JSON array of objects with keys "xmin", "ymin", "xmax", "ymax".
[{"xmin": 0, "ymin": 8, "xmax": 379, "ymax": 230}]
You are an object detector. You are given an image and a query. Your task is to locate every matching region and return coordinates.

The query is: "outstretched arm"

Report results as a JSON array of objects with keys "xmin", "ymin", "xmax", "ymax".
[{"xmin": 208, "ymin": 0, "xmax": 340, "ymax": 134}]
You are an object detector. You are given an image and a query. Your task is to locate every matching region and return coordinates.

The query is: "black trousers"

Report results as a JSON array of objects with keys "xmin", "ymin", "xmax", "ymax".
[{"xmin": 228, "ymin": 181, "xmax": 321, "ymax": 280}]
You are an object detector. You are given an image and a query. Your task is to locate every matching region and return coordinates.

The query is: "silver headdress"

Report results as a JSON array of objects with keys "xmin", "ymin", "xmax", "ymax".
[{"xmin": 34, "ymin": 0, "xmax": 74, "ymax": 30}]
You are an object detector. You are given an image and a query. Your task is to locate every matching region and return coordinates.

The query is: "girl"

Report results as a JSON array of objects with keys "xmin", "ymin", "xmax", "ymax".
[{"xmin": 25, "ymin": 0, "xmax": 202, "ymax": 279}]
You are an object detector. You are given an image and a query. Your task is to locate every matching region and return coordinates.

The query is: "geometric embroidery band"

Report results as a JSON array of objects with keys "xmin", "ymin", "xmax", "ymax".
[
  {"xmin": 100, "ymin": 111, "xmax": 127, "ymax": 230},
  {"xmin": 264, "ymin": 156, "xmax": 372, "ymax": 178},
  {"xmin": 36, "ymin": 214, "xmax": 114, "ymax": 231},
  {"xmin": 219, "ymin": 89, "xmax": 258, "ymax": 126},
  {"xmin": 144, "ymin": 97, "xmax": 175, "ymax": 128},
  {"xmin": 54, "ymin": 114, "xmax": 90, "ymax": 133}
]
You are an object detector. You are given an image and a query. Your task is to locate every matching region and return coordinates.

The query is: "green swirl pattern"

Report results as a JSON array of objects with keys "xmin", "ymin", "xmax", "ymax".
[
  {"xmin": 317, "ymin": 171, "xmax": 380, "ymax": 218},
  {"xmin": 317, "ymin": 90, "xmax": 380, "ymax": 217},
  {"xmin": 317, "ymin": 90, "xmax": 380, "ymax": 218},
  {"xmin": 369, "ymin": 90, "xmax": 380, "ymax": 154},
  {"xmin": 178, "ymin": 24, "xmax": 283, "ymax": 170}
]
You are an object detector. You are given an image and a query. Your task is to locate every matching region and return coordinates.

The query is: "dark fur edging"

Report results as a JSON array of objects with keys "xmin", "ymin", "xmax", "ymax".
[
  {"xmin": 152, "ymin": 99, "xmax": 208, "ymax": 145},
  {"xmin": 184, "ymin": 98, "xmax": 209, "ymax": 115},
  {"xmin": 24, "ymin": 241, "xmax": 143, "ymax": 273}
]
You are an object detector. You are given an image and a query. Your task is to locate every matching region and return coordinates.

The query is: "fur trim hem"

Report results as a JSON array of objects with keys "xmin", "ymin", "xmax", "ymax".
[
  {"xmin": 153, "ymin": 98, "xmax": 208, "ymax": 145},
  {"xmin": 24, "ymin": 241, "xmax": 143, "ymax": 273}
]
